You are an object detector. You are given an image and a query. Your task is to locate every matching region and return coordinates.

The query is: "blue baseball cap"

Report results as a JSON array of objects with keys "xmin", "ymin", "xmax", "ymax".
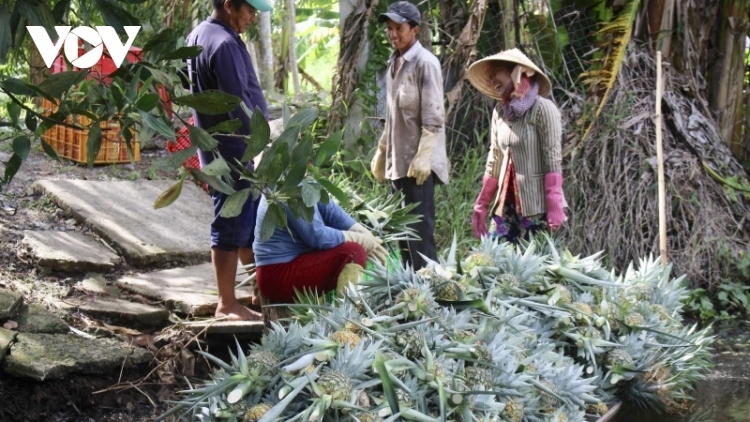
[
  {"xmin": 378, "ymin": 1, "xmax": 421, "ymax": 25},
  {"xmin": 245, "ymin": 0, "xmax": 272, "ymax": 12}
]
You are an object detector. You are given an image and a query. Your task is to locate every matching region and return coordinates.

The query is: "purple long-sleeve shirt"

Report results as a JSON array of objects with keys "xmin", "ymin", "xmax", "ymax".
[{"xmin": 185, "ymin": 17, "xmax": 268, "ymax": 148}]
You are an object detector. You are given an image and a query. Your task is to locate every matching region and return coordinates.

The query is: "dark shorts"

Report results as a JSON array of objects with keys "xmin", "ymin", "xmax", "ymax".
[{"xmin": 199, "ymin": 141, "xmax": 259, "ymax": 251}]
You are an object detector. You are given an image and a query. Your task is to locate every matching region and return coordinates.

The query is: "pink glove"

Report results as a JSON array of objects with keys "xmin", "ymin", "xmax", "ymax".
[
  {"xmin": 472, "ymin": 175, "xmax": 499, "ymax": 238},
  {"xmin": 544, "ymin": 172, "xmax": 566, "ymax": 231}
]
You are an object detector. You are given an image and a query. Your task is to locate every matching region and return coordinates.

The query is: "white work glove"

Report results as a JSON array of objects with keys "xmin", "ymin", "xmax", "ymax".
[
  {"xmin": 349, "ymin": 223, "xmax": 372, "ymax": 235},
  {"xmin": 343, "ymin": 231, "xmax": 388, "ymax": 264},
  {"xmin": 370, "ymin": 131, "xmax": 387, "ymax": 182},
  {"xmin": 407, "ymin": 128, "xmax": 439, "ymax": 185},
  {"xmin": 349, "ymin": 223, "xmax": 388, "ymax": 260}
]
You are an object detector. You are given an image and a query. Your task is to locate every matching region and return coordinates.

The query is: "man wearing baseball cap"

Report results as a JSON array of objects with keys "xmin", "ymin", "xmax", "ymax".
[
  {"xmin": 371, "ymin": 1, "xmax": 450, "ymax": 271},
  {"xmin": 185, "ymin": 0, "xmax": 272, "ymax": 321}
]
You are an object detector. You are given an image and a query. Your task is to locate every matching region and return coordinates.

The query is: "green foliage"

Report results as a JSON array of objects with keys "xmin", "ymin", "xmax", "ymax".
[
  {"xmin": 685, "ymin": 282, "xmax": 750, "ymax": 322},
  {"xmin": 684, "ymin": 288, "xmax": 717, "ymax": 321},
  {"xmin": 26, "ymin": 192, "xmax": 56, "ymax": 212},
  {"xmin": 716, "ymin": 243, "xmax": 750, "ymax": 283},
  {"xmin": 0, "ymin": 0, "xmax": 345, "ymax": 238},
  {"xmin": 685, "ymin": 244, "xmax": 750, "ymax": 322},
  {"xmin": 525, "ymin": 4, "xmax": 570, "ymax": 76},
  {"xmin": 221, "ymin": 105, "xmax": 345, "ymax": 241},
  {"xmin": 270, "ymin": 0, "xmax": 340, "ymax": 96},
  {"xmin": 434, "ymin": 135, "xmax": 488, "ymax": 255},
  {"xmin": 717, "ymin": 282, "xmax": 750, "ymax": 312},
  {"xmin": 294, "ymin": 2, "xmax": 339, "ymax": 93}
]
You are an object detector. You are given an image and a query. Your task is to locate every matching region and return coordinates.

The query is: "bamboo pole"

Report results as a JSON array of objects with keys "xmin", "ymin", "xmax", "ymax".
[{"xmin": 655, "ymin": 51, "xmax": 667, "ymax": 266}]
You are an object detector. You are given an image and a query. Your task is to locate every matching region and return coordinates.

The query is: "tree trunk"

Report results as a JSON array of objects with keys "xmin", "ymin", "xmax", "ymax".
[
  {"xmin": 245, "ymin": 35, "xmax": 260, "ymax": 82},
  {"xmin": 258, "ymin": 11, "xmax": 274, "ymax": 92},
  {"xmin": 648, "ymin": 0, "xmax": 748, "ymax": 160},
  {"xmin": 500, "ymin": 0, "xmax": 516, "ymax": 49},
  {"xmin": 29, "ymin": 42, "xmax": 45, "ymax": 108},
  {"xmin": 707, "ymin": 0, "xmax": 748, "ymax": 158},
  {"xmin": 329, "ymin": 0, "xmax": 379, "ymax": 148},
  {"xmin": 419, "ymin": 11, "xmax": 432, "ymax": 51},
  {"xmin": 286, "ymin": 0, "xmax": 301, "ymax": 99},
  {"xmin": 276, "ymin": 21, "xmax": 289, "ymax": 91},
  {"xmin": 645, "ymin": 0, "xmax": 675, "ymax": 56}
]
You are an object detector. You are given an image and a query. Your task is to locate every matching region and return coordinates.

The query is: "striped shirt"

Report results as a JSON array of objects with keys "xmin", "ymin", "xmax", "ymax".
[
  {"xmin": 383, "ymin": 41, "xmax": 450, "ymax": 184},
  {"xmin": 485, "ymin": 97, "xmax": 564, "ymax": 216}
]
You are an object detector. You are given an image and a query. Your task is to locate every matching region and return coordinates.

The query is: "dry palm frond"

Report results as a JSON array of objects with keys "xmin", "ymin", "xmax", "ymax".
[
  {"xmin": 328, "ymin": 0, "xmax": 381, "ymax": 134},
  {"xmin": 444, "ymin": 0, "xmax": 489, "ymax": 116},
  {"xmin": 578, "ymin": 0, "xmax": 641, "ymax": 143},
  {"xmin": 564, "ymin": 47, "xmax": 750, "ymax": 289}
]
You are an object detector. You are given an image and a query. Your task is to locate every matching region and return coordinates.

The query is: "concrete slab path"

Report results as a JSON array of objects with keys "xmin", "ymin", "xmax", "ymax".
[
  {"xmin": 34, "ymin": 180, "xmax": 214, "ymax": 266},
  {"xmin": 79, "ymin": 298, "xmax": 169, "ymax": 326},
  {"xmin": 3, "ymin": 333, "xmax": 150, "ymax": 381},
  {"xmin": 116, "ymin": 263, "xmax": 255, "ymax": 316},
  {"xmin": 0, "ymin": 289, "xmax": 23, "ymax": 321},
  {"xmin": 0, "ymin": 328, "xmax": 17, "ymax": 364},
  {"xmin": 16, "ymin": 303, "xmax": 68, "ymax": 334},
  {"xmin": 21, "ymin": 230, "xmax": 120, "ymax": 272},
  {"xmin": 79, "ymin": 273, "xmax": 120, "ymax": 296}
]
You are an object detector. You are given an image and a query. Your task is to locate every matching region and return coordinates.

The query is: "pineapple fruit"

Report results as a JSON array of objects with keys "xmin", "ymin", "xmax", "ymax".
[
  {"xmin": 244, "ymin": 403, "xmax": 273, "ymax": 421},
  {"xmin": 316, "ymin": 370, "xmax": 352, "ymax": 400}
]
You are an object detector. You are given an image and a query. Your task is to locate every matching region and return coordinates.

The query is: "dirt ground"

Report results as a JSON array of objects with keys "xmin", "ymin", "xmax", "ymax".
[
  {"xmin": 0, "ymin": 143, "xmax": 212, "ymax": 422},
  {"xmin": 0, "ymin": 370, "xmax": 169, "ymax": 422}
]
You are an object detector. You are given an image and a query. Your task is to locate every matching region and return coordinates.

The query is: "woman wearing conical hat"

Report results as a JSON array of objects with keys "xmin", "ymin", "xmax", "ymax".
[{"xmin": 466, "ymin": 49, "xmax": 567, "ymax": 242}]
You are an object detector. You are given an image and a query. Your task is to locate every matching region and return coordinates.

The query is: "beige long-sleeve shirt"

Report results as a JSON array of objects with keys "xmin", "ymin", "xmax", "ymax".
[
  {"xmin": 383, "ymin": 41, "xmax": 450, "ymax": 184},
  {"xmin": 485, "ymin": 97, "xmax": 565, "ymax": 216}
]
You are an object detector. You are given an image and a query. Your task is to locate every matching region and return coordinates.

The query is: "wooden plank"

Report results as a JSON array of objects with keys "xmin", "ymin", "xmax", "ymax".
[
  {"xmin": 180, "ymin": 320, "xmax": 265, "ymax": 335},
  {"xmin": 260, "ymin": 296, "xmax": 291, "ymax": 328},
  {"xmin": 585, "ymin": 401, "xmax": 622, "ymax": 422},
  {"xmin": 597, "ymin": 401, "xmax": 623, "ymax": 422}
]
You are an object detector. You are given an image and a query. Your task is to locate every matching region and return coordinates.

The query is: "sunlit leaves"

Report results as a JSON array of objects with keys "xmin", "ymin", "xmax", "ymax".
[
  {"xmin": 172, "ymin": 90, "xmax": 242, "ymax": 115},
  {"xmin": 154, "ymin": 178, "xmax": 184, "ymax": 209}
]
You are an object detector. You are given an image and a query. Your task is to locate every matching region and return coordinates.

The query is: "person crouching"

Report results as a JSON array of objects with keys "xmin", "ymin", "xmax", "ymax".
[{"xmin": 253, "ymin": 193, "xmax": 388, "ymax": 303}]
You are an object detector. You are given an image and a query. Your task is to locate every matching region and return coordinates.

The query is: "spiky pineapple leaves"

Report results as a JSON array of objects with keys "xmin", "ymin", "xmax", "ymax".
[
  {"xmin": 156, "ymin": 235, "xmax": 714, "ymax": 422},
  {"xmin": 155, "ymin": 338, "xmax": 254, "ymax": 422},
  {"xmin": 375, "ymin": 352, "xmax": 400, "ymax": 416}
]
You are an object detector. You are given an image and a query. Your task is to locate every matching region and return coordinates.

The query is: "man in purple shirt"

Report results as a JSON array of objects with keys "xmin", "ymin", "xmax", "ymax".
[{"xmin": 185, "ymin": 0, "xmax": 271, "ymax": 321}]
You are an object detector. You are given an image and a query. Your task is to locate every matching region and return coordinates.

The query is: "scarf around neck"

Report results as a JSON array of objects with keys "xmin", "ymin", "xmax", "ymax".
[{"xmin": 501, "ymin": 77, "xmax": 539, "ymax": 121}]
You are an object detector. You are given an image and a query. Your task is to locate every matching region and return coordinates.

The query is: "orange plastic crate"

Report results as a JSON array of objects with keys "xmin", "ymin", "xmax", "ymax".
[{"xmin": 41, "ymin": 98, "xmax": 140, "ymax": 164}]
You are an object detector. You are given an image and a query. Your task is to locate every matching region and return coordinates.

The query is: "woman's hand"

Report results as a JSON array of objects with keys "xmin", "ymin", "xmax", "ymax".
[
  {"xmin": 343, "ymin": 231, "xmax": 388, "ymax": 264},
  {"xmin": 544, "ymin": 172, "xmax": 566, "ymax": 231},
  {"xmin": 473, "ymin": 175, "xmax": 499, "ymax": 238}
]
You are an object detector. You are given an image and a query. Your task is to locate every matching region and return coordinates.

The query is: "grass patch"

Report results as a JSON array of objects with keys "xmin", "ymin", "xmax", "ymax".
[
  {"xmin": 434, "ymin": 147, "xmax": 487, "ymax": 256},
  {"xmin": 26, "ymin": 194, "xmax": 57, "ymax": 213}
]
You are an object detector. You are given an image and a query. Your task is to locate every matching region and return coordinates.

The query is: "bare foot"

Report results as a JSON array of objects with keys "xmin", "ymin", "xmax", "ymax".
[
  {"xmin": 215, "ymin": 301, "xmax": 263, "ymax": 321},
  {"xmin": 250, "ymin": 287, "xmax": 262, "ymax": 308}
]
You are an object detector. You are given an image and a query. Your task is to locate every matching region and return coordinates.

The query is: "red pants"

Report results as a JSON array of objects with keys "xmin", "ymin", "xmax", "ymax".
[{"xmin": 256, "ymin": 242, "xmax": 367, "ymax": 303}]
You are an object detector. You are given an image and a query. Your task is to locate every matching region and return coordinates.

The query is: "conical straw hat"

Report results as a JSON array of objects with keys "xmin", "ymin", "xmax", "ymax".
[{"xmin": 466, "ymin": 48, "xmax": 551, "ymax": 100}]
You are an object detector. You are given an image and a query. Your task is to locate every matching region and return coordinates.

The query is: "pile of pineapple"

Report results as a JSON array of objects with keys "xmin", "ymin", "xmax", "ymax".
[{"xmin": 159, "ymin": 235, "xmax": 713, "ymax": 422}]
